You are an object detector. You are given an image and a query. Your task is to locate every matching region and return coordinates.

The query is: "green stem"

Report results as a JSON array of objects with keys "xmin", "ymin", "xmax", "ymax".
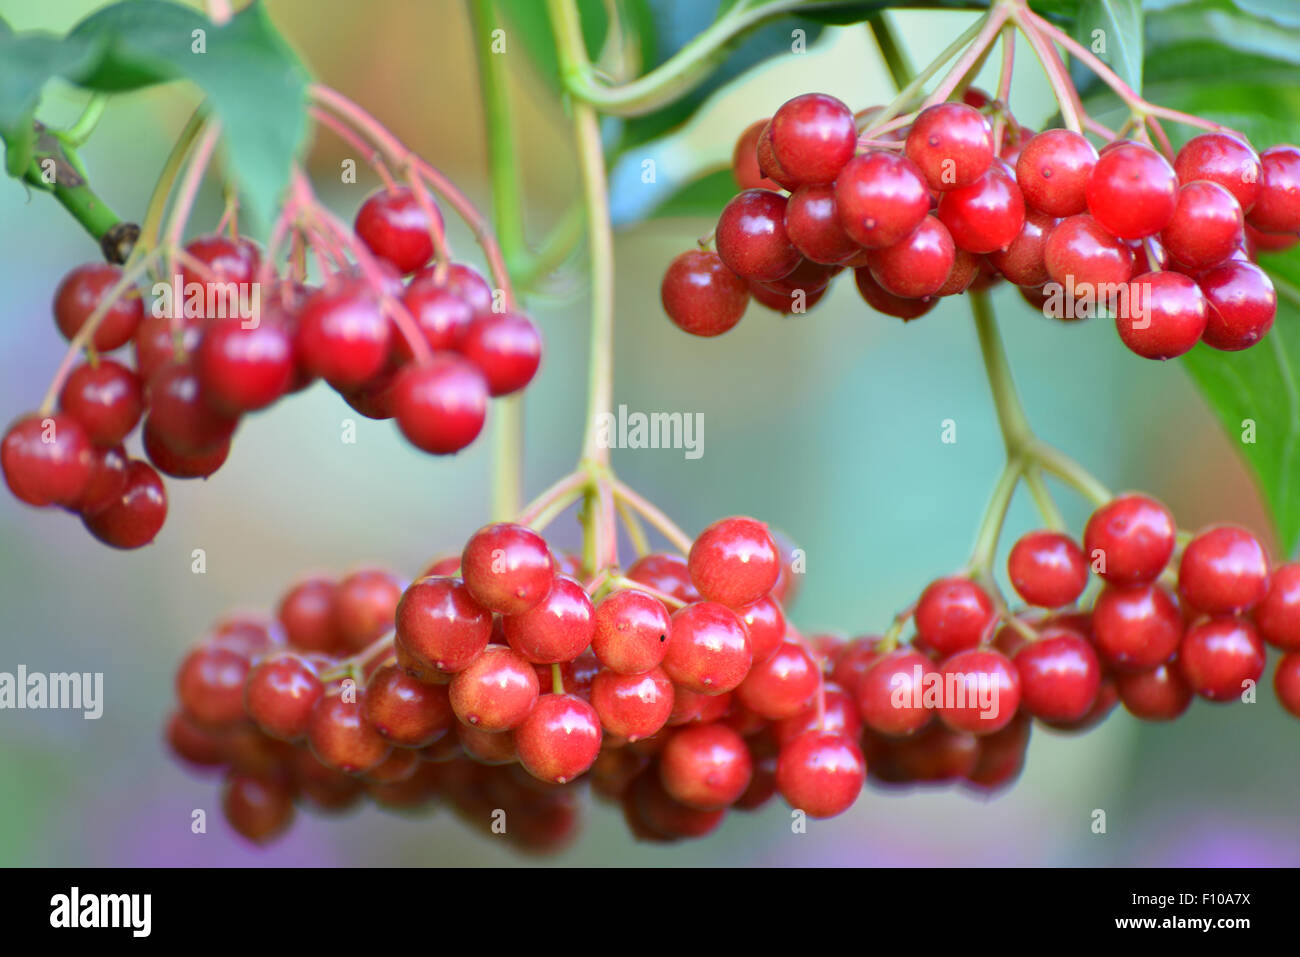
[
  {"xmin": 967, "ymin": 458, "xmax": 1022, "ymax": 577},
  {"xmin": 63, "ymin": 96, "xmax": 108, "ymax": 147},
  {"xmin": 970, "ymin": 288, "xmax": 1033, "ymax": 455},
  {"xmin": 471, "ymin": 0, "xmax": 527, "ymax": 269},
  {"xmin": 512, "ymin": 204, "xmax": 585, "ymax": 288},
  {"xmin": 866, "ymin": 14, "xmax": 990, "ymax": 132},
  {"xmin": 1024, "ymin": 465, "xmax": 1067, "ymax": 531},
  {"xmin": 132, "ymin": 107, "xmax": 208, "ymax": 271},
  {"xmin": 491, "ymin": 397, "xmax": 524, "ymax": 521},
  {"xmin": 866, "ymin": 12, "xmax": 913, "ymax": 91}
]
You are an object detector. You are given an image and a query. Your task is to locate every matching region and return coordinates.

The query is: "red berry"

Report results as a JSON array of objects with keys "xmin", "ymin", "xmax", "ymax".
[
  {"xmin": 294, "ymin": 280, "xmax": 392, "ymax": 389},
  {"xmin": 179, "ymin": 235, "xmax": 260, "ymax": 309},
  {"xmin": 667, "ymin": 685, "xmax": 732, "ymax": 727},
  {"xmin": 409, "ymin": 262, "xmax": 496, "ymax": 319},
  {"xmin": 166, "ymin": 710, "xmax": 227, "ymax": 769},
  {"xmin": 457, "ymin": 312, "xmax": 541, "ymax": 396},
  {"xmin": 785, "ymin": 184, "xmax": 862, "ymax": 265},
  {"xmin": 935, "ymin": 648, "xmax": 1021, "ymax": 734},
  {"xmin": 141, "ymin": 423, "xmax": 229, "ymax": 479},
  {"xmin": 391, "ymin": 356, "xmax": 489, "ymax": 454},
  {"xmin": 1179, "ymin": 616, "xmax": 1266, "ymax": 701},
  {"xmin": 989, "ymin": 208, "xmax": 1058, "ymax": 287},
  {"xmin": 829, "ymin": 635, "xmax": 885, "ymax": 696},
  {"xmin": 1175, "ymin": 133, "xmax": 1262, "ymax": 211},
  {"xmin": 177, "ymin": 644, "xmax": 250, "ymax": 727},
  {"xmin": 936, "ymin": 162, "xmax": 1026, "ymax": 254},
  {"xmin": 1086, "ymin": 143, "xmax": 1179, "ymax": 238},
  {"xmin": 2, "ymin": 412, "xmax": 93, "ymax": 507},
  {"xmin": 1254, "ymin": 562, "xmax": 1300, "ymax": 651},
  {"xmin": 866, "ymin": 215, "xmax": 955, "ymax": 299},
  {"xmin": 591, "ymin": 588, "xmax": 672, "ymax": 675},
  {"xmin": 835, "ymin": 151, "xmax": 931, "ymax": 249},
  {"xmin": 82, "ymin": 459, "xmax": 167, "ymax": 548},
  {"xmin": 1161, "ymin": 180, "xmax": 1244, "ymax": 270},
  {"xmin": 1007, "ymin": 530, "xmax": 1088, "ymax": 607},
  {"xmin": 775, "ymin": 730, "xmax": 864, "ymax": 818},
  {"xmin": 364, "ymin": 663, "xmax": 454, "ymax": 747},
  {"xmin": 461, "ymin": 522, "xmax": 556, "ymax": 615},
  {"xmin": 195, "ymin": 318, "xmax": 294, "ymax": 414},
  {"xmin": 732, "ymin": 119, "xmax": 782, "ymax": 191},
  {"xmin": 72, "ymin": 443, "xmax": 128, "ymax": 516},
  {"xmin": 935, "ymin": 248, "xmax": 982, "ymax": 296},
  {"xmin": 1246, "ymin": 144, "xmax": 1300, "ymax": 233},
  {"xmin": 145, "ymin": 360, "xmax": 239, "ymax": 455},
  {"xmin": 688, "ymin": 516, "xmax": 780, "ymax": 608},
  {"xmin": 661, "ymin": 250, "xmax": 750, "ymax": 337},
  {"xmin": 773, "ymin": 681, "xmax": 862, "ymax": 747},
  {"xmin": 905, "ymin": 102, "xmax": 994, "ymax": 191},
  {"xmin": 1116, "ymin": 662, "xmax": 1192, "ymax": 720},
  {"xmin": 52, "ymin": 263, "xmax": 144, "ymax": 351},
  {"xmin": 222, "ymin": 772, "xmax": 294, "ymax": 843},
  {"xmin": 449, "ymin": 644, "xmax": 539, "ymax": 731},
  {"xmin": 632, "ymin": 770, "xmax": 727, "ymax": 838},
  {"xmin": 1092, "ymin": 582, "xmax": 1182, "ymax": 671},
  {"xmin": 1116, "ymin": 270, "xmax": 1209, "ymax": 359},
  {"xmin": 1043, "ymin": 213, "xmax": 1134, "ymax": 287},
  {"xmin": 395, "ymin": 576, "xmax": 492, "ymax": 673},
  {"xmin": 716, "ymin": 189, "xmax": 802, "ymax": 281},
  {"xmin": 853, "ymin": 266, "xmax": 938, "ymax": 320},
  {"xmin": 1016, "ymin": 129, "xmax": 1098, "ymax": 216},
  {"xmin": 734, "ymin": 594, "xmax": 786, "ymax": 665},
  {"xmin": 1199, "ymin": 260, "xmax": 1276, "ymax": 351},
  {"xmin": 244, "ymin": 653, "xmax": 323, "ymax": 741},
  {"xmin": 659, "ymin": 722, "xmax": 753, "ymax": 809},
  {"xmin": 279, "ymin": 577, "xmax": 343, "ymax": 654},
  {"xmin": 133, "ymin": 314, "xmax": 200, "ymax": 384},
  {"xmin": 663, "ymin": 601, "xmax": 752, "ymax": 694},
  {"xmin": 515, "ymin": 693, "xmax": 602, "ymax": 783},
  {"xmin": 914, "ymin": 576, "xmax": 996, "ymax": 656},
  {"xmin": 963, "ymin": 712, "xmax": 1032, "ymax": 792},
  {"xmin": 1083, "ymin": 494, "xmax": 1175, "ymax": 585},
  {"xmin": 503, "ymin": 575, "xmax": 594, "ymax": 664},
  {"xmin": 733, "ymin": 638, "xmax": 817, "ymax": 719},
  {"xmin": 332, "ymin": 568, "xmax": 403, "ymax": 653},
  {"xmin": 58, "ymin": 360, "xmax": 143, "ymax": 447},
  {"xmin": 308, "ymin": 691, "xmax": 392, "ymax": 773},
  {"xmin": 769, "ymin": 93, "xmax": 857, "ymax": 186},
  {"xmin": 626, "ymin": 553, "xmax": 699, "ymax": 602},
  {"xmin": 456, "ymin": 723, "xmax": 516, "ymax": 765},
  {"xmin": 1274, "ymin": 653, "xmax": 1300, "ymax": 717},
  {"xmin": 355, "ymin": 187, "xmax": 439, "ymax": 274},
  {"xmin": 398, "ymin": 282, "xmax": 473, "ymax": 355},
  {"xmin": 856, "ymin": 647, "xmax": 936, "ymax": 737},
  {"xmin": 1013, "ymin": 631, "xmax": 1101, "ymax": 722},
  {"xmin": 1178, "ymin": 525, "xmax": 1270, "ymax": 614},
  {"xmin": 591, "ymin": 666, "xmax": 674, "ymax": 740}
]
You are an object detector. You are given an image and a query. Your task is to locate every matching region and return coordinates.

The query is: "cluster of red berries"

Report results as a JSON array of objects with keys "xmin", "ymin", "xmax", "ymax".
[
  {"xmin": 1, "ymin": 186, "xmax": 541, "ymax": 549},
  {"xmin": 660, "ymin": 91, "xmax": 1297, "ymax": 360}
]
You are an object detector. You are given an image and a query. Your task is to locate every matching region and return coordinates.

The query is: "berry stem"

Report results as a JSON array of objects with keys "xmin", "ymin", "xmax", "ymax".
[
  {"xmin": 610, "ymin": 576, "xmax": 687, "ymax": 609},
  {"xmin": 615, "ymin": 497, "xmax": 650, "ymax": 557},
  {"xmin": 1023, "ymin": 465, "xmax": 1067, "ymax": 531},
  {"xmin": 866, "ymin": 12, "xmax": 914, "ymax": 91},
  {"xmin": 491, "ymin": 397, "xmax": 525, "ymax": 521},
  {"xmin": 133, "ymin": 107, "xmax": 209, "ymax": 275},
  {"xmin": 1012, "ymin": 11, "xmax": 1082, "ymax": 133},
  {"xmin": 970, "ymin": 288, "xmax": 1033, "ymax": 455},
  {"xmin": 517, "ymin": 470, "xmax": 590, "ymax": 528},
  {"xmin": 610, "ymin": 479, "xmax": 693, "ymax": 557},
  {"xmin": 61, "ymin": 95, "xmax": 108, "ymax": 147},
  {"xmin": 22, "ymin": 125, "xmax": 130, "ymax": 261},
  {"xmin": 991, "ymin": 24, "xmax": 1015, "ymax": 150},
  {"xmin": 864, "ymin": 15, "xmax": 992, "ymax": 134},
  {"xmin": 967, "ymin": 457, "xmax": 1022, "ymax": 577},
  {"xmin": 922, "ymin": 6, "xmax": 1009, "ymax": 109},
  {"xmin": 161, "ymin": 120, "xmax": 223, "ymax": 275}
]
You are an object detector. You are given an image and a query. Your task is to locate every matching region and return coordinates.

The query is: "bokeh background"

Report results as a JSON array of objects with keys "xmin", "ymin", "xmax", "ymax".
[{"xmin": 1, "ymin": 0, "xmax": 1296, "ymax": 867}]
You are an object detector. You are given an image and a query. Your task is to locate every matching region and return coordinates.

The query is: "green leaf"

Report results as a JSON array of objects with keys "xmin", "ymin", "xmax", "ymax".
[
  {"xmin": 0, "ymin": 31, "xmax": 102, "ymax": 176},
  {"xmin": 1072, "ymin": 0, "xmax": 1144, "ymax": 95}
]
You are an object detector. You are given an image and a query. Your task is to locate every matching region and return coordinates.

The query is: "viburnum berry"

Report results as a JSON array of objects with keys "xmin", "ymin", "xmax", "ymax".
[
  {"xmin": 52, "ymin": 263, "xmax": 144, "ymax": 352},
  {"xmin": 58, "ymin": 360, "xmax": 143, "ymax": 447},
  {"xmin": 1092, "ymin": 582, "xmax": 1182, "ymax": 671},
  {"xmin": 886, "ymin": 722, "xmax": 980, "ymax": 783},
  {"xmin": 141, "ymin": 424, "xmax": 228, "ymax": 479},
  {"xmin": 332, "ymin": 568, "xmax": 404, "ymax": 653},
  {"xmin": 397, "ymin": 281, "xmax": 473, "ymax": 356},
  {"xmin": 1178, "ymin": 525, "xmax": 1270, "ymax": 614},
  {"xmin": 244, "ymin": 653, "xmax": 323, "ymax": 741},
  {"xmin": 735, "ymin": 639, "xmax": 819, "ymax": 719},
  {"xmin": 1013, "ymin": 630, "xmax": 1102, "ymax": 723},
  {"xmin": 775, "ymin": 730, "xmax": 864, "ymax": 818},
  {"xmin": 914, "ymin": 576, "xmax": 996, "ymax": 656},
  {"xmin": 1254, "ymin": 563, "xmax": 1300, "ymax": 651},
  {"xmin": 395, "ymin": 576, "xmax": 492, "ymax": 673},
  {"xmin": 1246, "ymin": 145, "xmax": 1300, "ymax": 234},
  {"xmin": 457, "ymin": 312, "xmax": 541, "ymax": 396},
  {"xmin": 773, "ymin": 682, "xmax": 863, "ymax": 747},
  {"xmin": 133, "ymin": 314, "xmax": 201, "ymax": 384},
  {"xmin": 657, "ymin": 722, "xmax": 752, "ymax": 810},
  {"xmin": 2, "ymin": 412, "xmax": 94, "ymax": 507},
  {"xmin": 626, "ymin": 552, "xmax": 700, "ymax": 602},
  {"xmin": 935, "ymin": 648, "xmax": 1021, "ymax": 734},
  {"xmin": 1274, "ymin": 653, "xmax": 1300, "ymax": 718},
  {"xmin": 866, "ymin": 216, "xmax": 956, "ymax": 299},
  {"xmin": 1199, "ymin": 260, "xmax": 1277, "ymax": 351},
  {"xmin": 1179, "ymin": 616, "xmax": 1266, "ymax": 701},
  {"xmin": 223, "ymin": 772, "xmax": 295, "ymax": 843},
  {"xmin": 461, "ymin": 522, "xmax": 556, "ymax": 615},
  {"xmin": 688, "ymin": 516, "xmax": 780, "ymax": 608},
  {"xmin": 936, "ymin": 248, "xmax": 982, "ymax": 296},
  {"xmin": 660, "ymin": 250, "xmax": 749, "ymax": 337},
  {"xmin": 829, "ymin": 635, "xmax": 884, "ymax": 696},
  {"xmin": 667, "ymin": 684, "xmax": 732, "ymax": 727},
  {"xmin": 591, "ymin": 588, "xmax": 672, "ymax": 675},
  {"xmin": 785, "ymin": 185, "xmax": 862, "ymax": 265},
  {"xmin": 145, "ymin": 360, "xmax": 240, "ymax": 455},
  {"xmin": 72, "ymin": 443, "xmax": 128, "ymax": 516},
  {"xmin": 768, "ymin": 93, "xmax": 857, "ymax": 186},
  {"xmin": 278, "ymin": 578, "xmax": 343, "ymax": 654},
  {"xmin": 179, "ymin": 235, "xmax": 260, "ymax": 305},
  {"xmin": 82, "ymin": 459, "xmax": 167, "ymax": 548},
  {"xmin": 936, "ymin": 161, "xmax": 1026, "ymax": 254},
  {"xmin": 1086, "ymin": 143, "xmax": 1179, "ymax": 239},
  {"xmin": 1160, "ymin": 181, "xmax": 1244, "ymax": 270},
  {"xmin": 1007, "ymin": 530, "xmax": 1089, "ymax": 607},
  {"xmin": 1083, "ymin": 494, "xmax": 1175, "ymax": 584},
  {"xmin": 503, "ymin": 575, "xmax": 594, "ymax": 664},
  {"xmin": 449, "ymin": 644, "xmax": 539, "ymax": 731},
  {"xmin": 363, "ymin": 663, "xmax": 454, "ymax": 747},
  {"xmin": 632, "ymin": 770, "xmax": 726, "ymax": 839},
  {"xmin": 853, "ymin": 267, "xmax": 938, "ymax": 320},
  {"xmin": 734, "ymin": 594, "xmax": 785, "ymax": 665},
  {"xmin": 905, "ymin": 102, "xmax": 994, "ymax": 191},
  {"xmin": 307, "ymin": 690, "xmax": 392, "ymax": 774},
  {"xmin": 354, "ymin": 187, "xmax": 439, "ymax": 274},
  {"xmin": 294, "ymin": 279, "xmax": 392, "ymax": 389},
  {"xmin": 1043, "ymin": 213, "xmax": 1135, "ymax": 287},
  {"xmin": 732, "ymin": 119, "xmax": 782, "ymax": 191},
  {"xmin": 1016, "ymin": 129, "xmax": 1098, "ymax": 216},
  {"xmin": 1175, "ymin": 133, "xmax": 1262, "ymax": 212},
  {"xmin": 715, "ymin": 190, "xmax": 802, "ymax": 282},
  {"xmin": 1116, "ymin": 269, "xmax": 1209, "ymax": 360},
  {"xmin": 1116, "ymin": 662, "xmax": 1192, "ymax": 721},
  {"xmin": 834, "ymin": 151, "xmax": 931, "ymax": 249},
  {"xmin": 988, "ymin": 209, "xmax": 1057, "ymax": 288},
  {"xmin": 456, "ymin": 723, "xmax": 517, "ymax": 765},
  {"xmin": 663, "ymin": 601, "xmax": 752, "ymax": 694},
  {"xmin": 591, "ymin": 667, "xmax": 674, "ymax": 741},
  {"xmin": 177, "ymin": 644, "xmax": 251, "ymax": 727},
  {"xmin": 514, "ymin": 692, "xmax": 602, "ymax": 784},
  {"xmin": 195, "ymin": 319, "xmax": 295, "ymax": 414},
  {"xmin": 391, "ymin": 356, "xmax": 489, "ymax": 455},
  {"xmin": 855, "ymin": 647, "xmax": 935, "ymax": 737}
]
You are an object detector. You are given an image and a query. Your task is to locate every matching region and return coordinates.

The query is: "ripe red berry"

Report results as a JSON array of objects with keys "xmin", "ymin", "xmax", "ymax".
[
  {"xmin": 354, "ymin": 187, "xmax": 439, "ymax": 274},
  {"xmin": 936, "ymin": 161, "xmax": 1026, "ymax": 254},
  {"xmin": 914, "ymin": 576, "xmax": 996, "ymax": 656},
  {"xmin": 591, "ymin": 588, "xmax": 671, "ymax": 675},
  {"xmin": 688, "ymin": 516, "xmax": 780, "ymax": 608},
  {"xmin": 456, "ymin": 723, "xmax": 516, "ymax": 765},
  {"xmin": 1116, "ymin": 270, "xmax": 1209, "ymax": 359},
  {"xmin": 988, "ymin": 208, "xmax": 1058, "ymax": 287},
  {"xmin": 515, "ymin": 692, "xmax": 602, "ymax": 783},
  {"xmin": 1007, "ymin": 530, "xmax": 1089, "ymax": 607},
  {"xmin": 856, "ymin": 647, "xmax": 936, "ymax": 737},
  {"xmin": 1116, "ymin": 662, "xmax": 1192, "ymax": 720},
  {"xmin": 222, "ymin": 772, "xmax": 294, "ymax": 843},
  {"xmin": 1043, "ymin": 213, "xmax": 1134, "ymax": 287},
  {"xmin": 1016, "ymin": 129, "xmax": 1098, "ymax": 216},
  {"xmin": 1175, "ymin": 133, "xmax": 1262, "ymax": 211},
  {"xmin": 503, "ymin": 575, "xmax": 594, "ymax": 664},
  {"xmin": 659, "ymin": 722, "xmax": 753, "ymax": 810},
  {"xmin": 395, "ymin": 576, "xmax": 491, "ymax": 673},
  {"xmin": 244, "ymin": 653, "xmax": 323, "ymax": 741},
  {"xmin": 307, "ymin": 690, "xmax": 392, "ymax": 773},
  {"xmin": 732, "ymin": 119, "xmax": 781, "ymax": 191},
  {"xmin": 364, "ymin": 663, "xmax": 454, "ymax": 747},
  {"xmin": 1274, "ymin": 653, "xmax": 1300, "ymax": 717},
  {"xmin": 1161, "ymin": 180, "xmax": 1244, "ymax": 270},
  {"xmin": 853, "ymin": 266, "xmax": 938, "ymax": 320},
  {"xmin": 195, "ymin": 318, "xmax": 294, "ymax": 414},
  {"xmin": 457, "ymin": 312, "xmax": 541, "ymax": 396},
  {"xmin": 1246, "ymin": 144, "xmax": 1300, "ymax": 233},
  {"xmin": 1092, "ymin": 582, "xmax": 1182, "ymax": 671},
  {"xmin": 52, "ymin": 263, "xmax": 144, "ymax": 351},
  {"xmin": 141, "ymin": 423, "xmax": 228, "ymax": 479},
  {"xmin": 716, "ymin": 190, "xmax": 802, "ymax": 281},
  {"xmin": 179, "ymin": 235, "xmax": 260, "ymax": 301},
  {"xmin": 58, "ymin": 360, "xmax": 143, "ymax": 447},
  {"xmin": 294, "ymin": 280, "xmax": 392, "ymax": 389},
  {"xmin": 1013, "ymin": 631, "xmax": 1102, "ymax": 722},
  {"xmin": 768, "ymin": 93, "xmax": 857, "ymax": 186},
  {"xmin": 391, "ymin": 356, "xmax": 489, "ymax": 455},
  {"xmin": 775, "ymin": 730, "xmax": 864, "ymax": 818},
  {"xmin": 785, "ymin": 184, "xmax": 862, "ymax": 265},
  {"xmin": 591, "ymin": 667, "xmax": 674, "ymax": 740},
  {"xmin": 2, "ymin": 412, "xmax": 94, "ymax": 507},
  {"xmin": 449, "ymin": 644, "xmax": 539, "ymax": 730},
  {"xmin": 1178, "ymin": 525, "xmax": 1270, "ymax": 614},
  {"xmin": 663, "ymin": 601, "xmax": 752, "ymax": 694},
  {"xmin": 626, "ymin": 553, "xmax": 700, "ymax": 602},
  {"xmin": 668, "ymin": 685, "xmax": 732, "ymax": 727},
  {"xmin": 865, "ymin": 215, "xmax": 955, "ymax": 299},
  {"xmin": 133, "ymin": 314, "xmax": 200, "ymax": 384},
  {"xmin": 1083, "ymin": 494, "xmax": 1175, "ymax": 584},
  {"xmin": 886, "ymin": 722, "xmax": 980, "ymax": 783},
  {"xmin": 734, "ymin": 594, "xmax": 786, "ymax": 665},
  {"xmin": 462, "ymin": 522, "xmax": 556, "ymax": 615},
  {"xmin": 1179, "ymin": 616, "xmax": 1266, "ymax": 701},
  {"xmin": 82, "ymin": 459, "xmax": 167, "ymax": 548},
  {"xmin": 660, "ymin": 250, "xmax": 750, "ymax": 337},
  {"xmin": 397, "ymin": 282, "xmax": 473, "ymax": 356},
  {"xmin": 177, "ymin": 644, "xmax": 251, "ymax": 727},
  {"xmin": 1199, "ymin": 260, "xmax": 1277, "ymax": 351},
  {"xmin": 905, "ymin": 102, "xmax": 994, "ymax": 191},
  {"xmin": 331, "ymin": 568, "xmax": 403, "ymax": 653},
  {"xmin": 835, "ymin": 151, "xmax": 931, "ymax": 249},
  {"xmin": 72, "ymin": 443, "xmax": 128, "ymax": 516},
  {"xmin": 935, "ymin": 648, "xmax": 1021, "ymax": 734},
  {"xmin": 1254, "ymin": 562, "xmax": 1300, "ymax": 651},
  {"xmin": 1086, "ymin": 143, "xmax": 1179, "ymax": 238},
  {"xmin": 278, "ymin": 577, "xmax": 343, "ymax": 654},
  {"xmin": 734, "ymin": 638, "xmax": 819, "ymax": 719},
  {"xmin": 146, "ymin": 360, "xmax": 240, "ymax": 455}
]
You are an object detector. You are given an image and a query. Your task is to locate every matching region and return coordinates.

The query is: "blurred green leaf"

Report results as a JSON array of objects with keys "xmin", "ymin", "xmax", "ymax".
[
  {"xmin": 645, "ymin": 167, "xmax": 735, "ymax": 219},
  {"xmin": 1072, "ymin": 0, "xmax": 1143, "ymax": 95},
  {"xmin": 0, "ymin": 31, "xmax": 103, "ymax": 177}
]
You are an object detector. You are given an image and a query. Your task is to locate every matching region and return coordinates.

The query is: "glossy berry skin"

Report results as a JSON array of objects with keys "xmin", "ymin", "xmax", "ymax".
[
  {"xmin": 768, "ymin": 93, "xmax": 857, "ymax": 186},
  {"xmin": 398, "ymin": 282, "xmax": 473, "ymax": 356},
  {"xmin": 223, "ymin": 773, "xmax": 294, "ymax": 843},
  {"xmin": 774, "ymin": 682, "xmax": 862, "ymax": 747},
  {"xmin": 1, "ymin": 413, "xmax": 93, "ymax": 507},
  {"xmin": 1043, "ymin": 213, "xmax": 1134, "ymax": 287},
  {"xmin": 668, "ymin": 685, "xmax": 732, "ymax": 727},
  {"xmin": 1247, "ymin": 145, "xmax": 1300, "ymax": 233},
  {"xmin": 776, "ymin": 730, "xmax": 864, "ymax": 818},
  {"xmin": 735, "ymin": 594, "xmax": 785, "ymax": 665},
  {"xmin": 716, "ymin": 190, "xmax": 802, "ymax": 281},
  {"xmin": 1016, "ymin": 129, "xmax": 1098, "ymax": 216},
  {"xmin": 456, "ymin": 723, "xmax": 516, "ymax": 765},
  {"xmin": 756, "ymin": 122, "xmax": 800, "ymax": 191},
  {"xmin": 457, "ymin": 312, "xmax": 541, "ymax": 396},
  {"xmin": 307, "ymin": 692, "xmax": 392, "ymax": 774},
  {"xmin": 914, "ymin": 577, "xmax": 996, "ymax": 656},
  {"xmin": 179, "ymin": 235, "xmax": 259, "ymax": 296},
  {"xmin": 1008, "ymin": 530, "xmax": 1089, "ymax": 608},
  {"xmin": 988, "ymin": 209, "xmax": 1057, "ymax": 287},
  {"xmin": 936, "ymin": 162, "xmax": 1025, "ymax": 254},
  {"xmin": 659, "ymin": 722, "xmax": 752, "ymax": 809},
  {"xmin": 177, "ymin": 644, "xmax": 251, "ymax": 727},
  {"xmin": 73, "ymin": 443, "xmax": 128, "ymax": 516},
  {"xmin": 1178, "ymin": 525, "xmax": 1270, "ymax": 614},
  {"xmin": 1274, "ymin": 653, "xmax": 1300, "ymax": 717},
  {"xmin": 853, "ymin": 267, "xmax": 938, "ymax": 321},
  {"xmin": 294, "ymin": 281, "xmax": 392, "ymax": 389},
  {"xmin": 905, "ymin": 103, "xmax": 994, "ymax": 191},
  {"xmin": 835, "ymin": 152, "xmax": 931, "ymax": 250},
  {"xmin": 195, "ymin": 319, "xmax": 294, "ymax": 414},
  {"xmin": 785, "ymin": 185, "xmax": 861, "ymax": 265},
  {"xmin": 395, "ymin": 577, "xmax": 492, "ymax": 673},
  {"xmin": 1086, "ymin": 143, "xmax": 1179, "ymax": 239},
  {"xmin": 515, "ymin": 693, "xmax": 602, "ymax": 784},
  {"xmin": 332, "ymin": 569, "xmax": 403, "ymax": 653},
  {"xmin": 133, "ymin": 315, "xmax": 201, "ymax": 384},
  {"xmin": 1116, "ymin": 662, "xmax": 1192, "ymax": 721},
  {"xmin": 52, "ymin": 263, "xmax": 143, "ymax": 351},
  {"xmin": 936, "ymin": 649, "xmax": 1021, "ymax": 734},
  {"xmin": 449, "ymin": 645, "xmax": 540, "ymax": 731},
  {"xmin": 732, "ymin": 119, "xmax": 782, "ymax": 191},
  {"xmin": 1117, "ymin": 270, "xmax": 1209, "ymax": 360},
  {"xmin": 866, "ymin": 216, "xmax": 955, "ymax": 299},
  {"xmin": 354, "ymin": 188, "xmax": 439, "ymax": 274},
  {"xmin": 591, "ymin": 667, "xmax": 674, "ymax": 740},
  {"xmin": 1084, "ymin": 494, "xmax": 1176, "ymax": 585},
  {"xmin": 503, "ymin": 575, "xmax": 594, "ymax": 664},
  {"xmin": 278, "ymin": 578, "xmax": 343, "ymax": 654},
  {"xmin": 1199, "ymin": 260, "xmax": 1276, "ymax": 352},
  {"xmin": 1175, "ymin": 133, "xmax": 1262, "ymax": 211},
  {"xmin": 626, "ymin": 553, "xmax": 700, "ymax": 603},
  {"xmin": 936, "ymin": 248, "xmax": 981, "ymax": 296},
  {"xmin": 735, "ymin": 639, "xmax": 819, "ymax": 720},
  {"xmin": 1254, "ymin": 563, "xmax": 1300, "ymax": 651},
  {"xmin": 1092, "ymin": 583, "xmax": 1183, "ymax": 671},
  {"xmin": 688, "ymin": 516, "xmax": 780, "ymax": 608},
  {"xmin": 244, "ymin": 654, "xmax": 323, "ymax": 741},
  {"xmin": 461, "ymin": 522, "xmax": 556, "ymax": 615},
  {"xmin": 82, "ymin": 460, "xmax": 166, "ymax": 549},
  {"xmin": 141, "ymin": 425, "xmax": 228, "ymax": 479},
  {"xmin": 1179, "ymin": 616, "xmax": 1266, "ymax": 701},
  {"xmin": 392, "ymin": 356, "xmax": 489, "ymax": 455},
  {"xmin": 364, "ymin": 664, "xmax": 454, "ymax": 747},
  {"xmin": 1160, "ymin": 181, "xmax": 1244, "ymax": 270},
  {"xmin": 591, "ymin": 588, "xmax": 671, "ymax": 675},
  {"xmin": 58, "ymin": 360, "xmax": 143, "ymax": 447},
  {"xmin": 856, "ymin": 647, "xmax": 936, "ymax": 737},
  {"xmin": 664, "ymin": 601, "xmax": 752, "ymax": 695},
  {"xmin": 146, "ymin": 360, "xmax": 240, "ymax": 455},
  {"xmin": 1013, "ymin": 632, "xmax": 1102, "ymax": 723},
  {"xmin": 660, "ymin": 250, "xmax": 749, "ymax": 337}
]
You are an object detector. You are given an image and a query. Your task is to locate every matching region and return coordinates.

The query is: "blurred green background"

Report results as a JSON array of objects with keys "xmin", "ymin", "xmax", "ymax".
[{"xmin": 0, "ymin": 0, "xmax": 1296, "ymax": 866}]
